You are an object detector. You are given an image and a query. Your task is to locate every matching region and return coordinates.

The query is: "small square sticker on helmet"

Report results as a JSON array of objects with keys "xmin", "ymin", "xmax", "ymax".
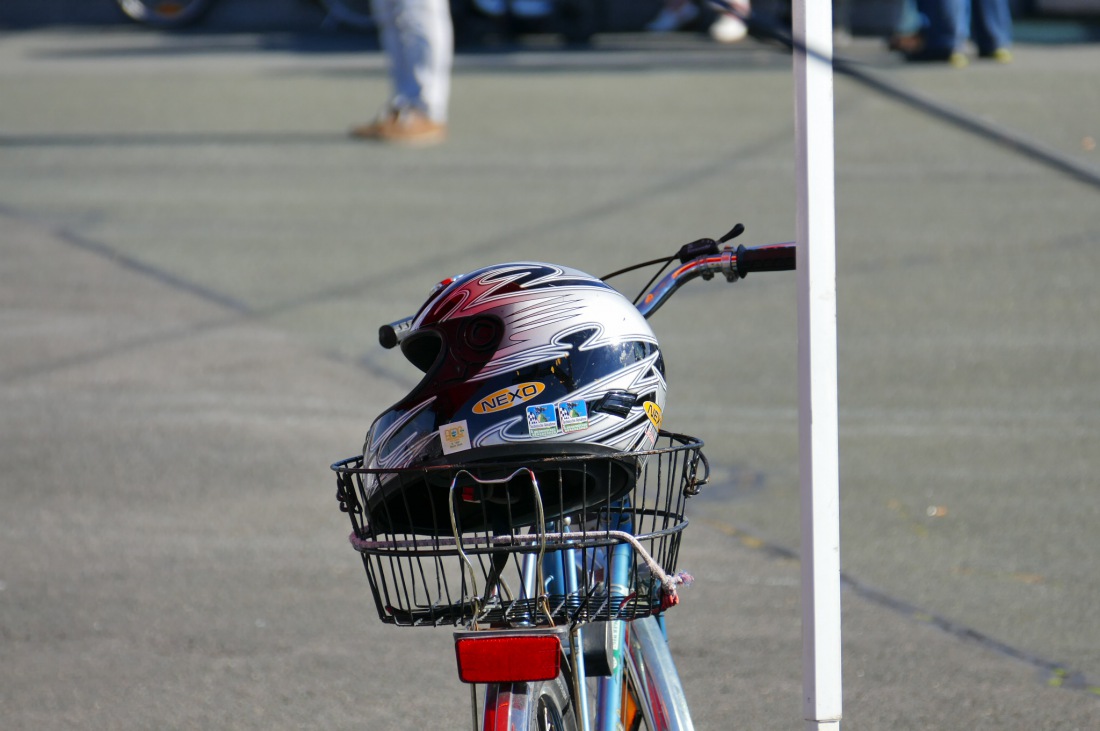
[
  {"xmin": 557, "ymin": 400, "xmax": 590, "ymax": 433},
  {"xmin": 525, "ymin": 404, "xmax": 559, "ymax": 438},
  {"xmin": 440, "ymin": 420, "xmax": 471, "ymax": 455}
]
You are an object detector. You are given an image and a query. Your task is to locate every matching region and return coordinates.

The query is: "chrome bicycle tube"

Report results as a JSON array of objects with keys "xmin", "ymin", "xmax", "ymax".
[
  {"xmin": 624, "ymin": 616, "xmax": 695, "ymax": 730},
  {"xmin": 560, "ymin": 520, "xmax": 591, "ymax": 731}
]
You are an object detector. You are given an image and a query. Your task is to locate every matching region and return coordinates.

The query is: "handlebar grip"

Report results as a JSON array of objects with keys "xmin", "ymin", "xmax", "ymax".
[{"xmin": 735, "ymin": 243, "xmax": 796, "ymax": 276}]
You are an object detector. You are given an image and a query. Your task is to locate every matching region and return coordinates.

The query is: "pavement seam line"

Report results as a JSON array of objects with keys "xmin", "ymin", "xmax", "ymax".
[
  {"xmin": 696, "ymin": 515, "xmax": 1100, "ymax": 696},
  {"xmin": 0, "ymin": 120, "xmax": 799, "ymax": 386}
]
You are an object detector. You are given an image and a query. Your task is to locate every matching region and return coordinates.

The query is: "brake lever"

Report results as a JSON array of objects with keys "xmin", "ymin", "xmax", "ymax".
[{"xmin": 674, "ymin": 224, "xmax": 744, "ymax": 264}]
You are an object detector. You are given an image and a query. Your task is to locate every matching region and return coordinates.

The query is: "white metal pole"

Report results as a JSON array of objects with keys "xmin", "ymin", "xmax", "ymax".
[{"xmin": 792, "ymin": 0, "xmax": 843, "ymax": 729}]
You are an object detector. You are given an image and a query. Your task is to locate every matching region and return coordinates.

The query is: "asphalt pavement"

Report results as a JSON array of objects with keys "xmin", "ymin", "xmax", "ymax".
[{"xmin": 1, "ymin": 23, "xmax": 1099, "ymax": 730}]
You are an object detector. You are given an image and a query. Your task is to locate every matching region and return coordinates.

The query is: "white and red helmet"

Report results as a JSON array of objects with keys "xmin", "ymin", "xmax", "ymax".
[{"xmin": 363, "ymin": 262, "xmax": 667, "ymax": 533}]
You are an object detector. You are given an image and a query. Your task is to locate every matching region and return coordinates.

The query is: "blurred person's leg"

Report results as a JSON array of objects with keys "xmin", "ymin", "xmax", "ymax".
[
  {"xmin": 352, "ymin": 0, "xmax": 452, "ymax": 144},
  {"xmin": 371, "ymin": 0, "xmax": 453, "ymax": 122},
  {"xmin": 970, "ymin": 0, "xmax": 1012, "ymax": 59},
  {"xmin": 888, "ymin": 0, "xmax": 925, "ymax": 53},
  {"xmin": 908, "ymin": 0, "xmax": 966, "ymax": 63}
]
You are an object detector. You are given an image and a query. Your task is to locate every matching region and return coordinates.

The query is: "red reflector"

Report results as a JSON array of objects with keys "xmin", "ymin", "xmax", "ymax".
[{"xmin": 454, "ymin": 633, "xmax": 562, "ymax": 684}]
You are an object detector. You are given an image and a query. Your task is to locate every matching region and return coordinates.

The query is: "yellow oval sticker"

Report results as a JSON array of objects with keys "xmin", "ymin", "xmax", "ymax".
[
  {"xmin": 643, "ymin": 401, "xmax": 663, "ymax": 429},
  {"xmin": 472, "ymin": 382, "xmax": 546, "ymax": 414}
]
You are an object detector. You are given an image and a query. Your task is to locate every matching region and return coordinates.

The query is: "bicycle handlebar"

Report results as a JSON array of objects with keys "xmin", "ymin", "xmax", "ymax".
[
  {"xmin": 377, "ymin": 241, "xmax": 796, "ymax": 348},
  {"xmin": 635, "ymin": 242, "xmax": 795, "ymax": 320}
]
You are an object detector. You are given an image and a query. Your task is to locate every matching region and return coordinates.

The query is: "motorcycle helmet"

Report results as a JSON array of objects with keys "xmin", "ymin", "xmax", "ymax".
[{"xmin": 362, "ymin": 262, "xmax": 667, "ymax": 535}]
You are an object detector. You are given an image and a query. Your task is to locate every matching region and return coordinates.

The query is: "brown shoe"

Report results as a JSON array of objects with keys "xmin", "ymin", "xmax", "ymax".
[
  {"xmin": 350, "ymin": 108, "xmax": 447, "ymax": 147},
  {"xmin": 887, "ymin": 32, "xmax": 924, "ymax": 54}
]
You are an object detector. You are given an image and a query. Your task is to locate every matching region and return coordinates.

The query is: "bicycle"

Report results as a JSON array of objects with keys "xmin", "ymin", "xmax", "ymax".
[
  {"xmin": 330, "ymin": 226, "xmax": 795, "ymax": 730},
  {"xmin": 114, "ymin": 0, "xmax": 375, "ymax": 30}
]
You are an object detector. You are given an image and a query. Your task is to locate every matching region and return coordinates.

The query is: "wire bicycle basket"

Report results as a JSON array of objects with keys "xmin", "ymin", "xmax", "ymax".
[{"xmin": 332, "ymin": 431, "xmax": 707, "ymax": 628}]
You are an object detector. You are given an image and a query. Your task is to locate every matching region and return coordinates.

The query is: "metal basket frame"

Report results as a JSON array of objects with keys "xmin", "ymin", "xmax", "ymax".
[{"xmin": 333, "ymin": 431, "xmax": 707, "ymax": 627}]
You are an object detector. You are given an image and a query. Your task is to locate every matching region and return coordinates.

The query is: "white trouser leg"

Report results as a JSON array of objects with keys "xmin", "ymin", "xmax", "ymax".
[{"xmin": 371, "ymin": 0, "xmax": 453, "ymax": 123}]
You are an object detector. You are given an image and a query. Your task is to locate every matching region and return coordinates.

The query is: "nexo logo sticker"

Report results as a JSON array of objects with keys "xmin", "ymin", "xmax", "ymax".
[{"xmin": 473, "ymin": 382, "xmax": 546, "ymax": 414}]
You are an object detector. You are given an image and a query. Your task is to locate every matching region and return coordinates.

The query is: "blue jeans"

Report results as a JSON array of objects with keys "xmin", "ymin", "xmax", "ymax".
[
  {"xmin": 915, "ymin": 0, "xmax": 1012, "ymax": 54},
  {"xmin": 371, "ymin": 0, "xmax": 453, "ymax": 122},
  {"xmin": 959, "ymin": 0, "xmax": 1012, "ymax": 54}
]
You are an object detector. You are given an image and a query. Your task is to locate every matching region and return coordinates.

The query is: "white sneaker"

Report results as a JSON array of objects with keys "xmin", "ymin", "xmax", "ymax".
[
  {"xmin": 709, "ymin": 9, "xmax": 749, "ymax": 43},
  {"xmin": 645, "ymin": 3, "xmax": 699, "ymax": 33}
]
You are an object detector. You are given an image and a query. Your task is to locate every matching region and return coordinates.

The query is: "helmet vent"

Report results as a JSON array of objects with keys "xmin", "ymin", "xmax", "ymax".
[
  {"xmin": 590, "ymin": 390, "xmax": 639, "ymax": 418},
  {"xmin": 463, "ymin": 316, "xmax": 503, "ymax": 352}
]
